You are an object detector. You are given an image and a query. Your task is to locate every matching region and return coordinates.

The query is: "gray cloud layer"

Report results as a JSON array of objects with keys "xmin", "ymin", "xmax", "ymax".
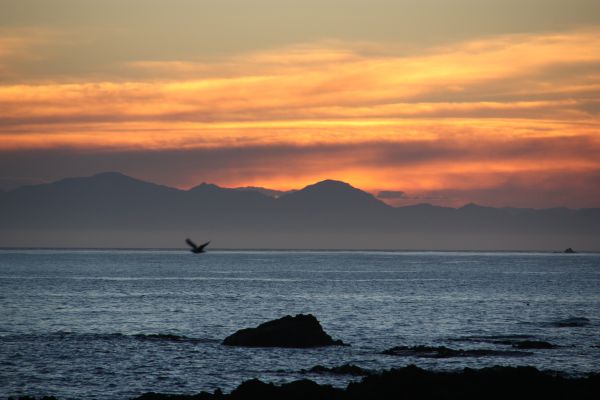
[{"xmin": 1, "ymin": 0, "xmax": 600, "ymax": 81}]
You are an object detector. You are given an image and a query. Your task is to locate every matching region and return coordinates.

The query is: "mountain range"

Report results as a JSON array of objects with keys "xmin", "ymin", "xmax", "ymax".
[{"xmin": 1, "ymin": 172, "xmax": 598, "ymax": 250}]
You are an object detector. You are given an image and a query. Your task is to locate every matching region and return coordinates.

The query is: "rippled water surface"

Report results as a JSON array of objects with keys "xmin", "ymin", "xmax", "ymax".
[{"xmin": 1, "ymin": 250, "xmax": 599, "ymax": 399}]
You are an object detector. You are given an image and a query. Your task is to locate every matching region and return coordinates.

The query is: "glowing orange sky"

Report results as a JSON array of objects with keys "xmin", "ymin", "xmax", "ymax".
[{"xmin": 1, "ymin": 2, "xmax": 600, "ymax": 208}]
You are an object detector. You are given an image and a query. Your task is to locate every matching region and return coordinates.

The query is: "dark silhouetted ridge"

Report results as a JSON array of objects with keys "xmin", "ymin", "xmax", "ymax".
[
  {"xmin": 0, "ymin": 172, "xmax": 181, "ymax": 230},
  {"xmin": 13, "ymin": 171, "xmax": 177, "ymax": 196},
  {"xmin": 188, "ymin": 182, "xmax": 272, "ymax": 202},
  {"xmin": 233, "ymin": 186, "xmax": 291, "ymax": 198},
  {"xmin": 187, "ymin": 182, "xmax": 222, "ymax": 193},
  {"xmin": 1, "ymin": 172, "xmax": 599, "ymax": 250},
  {"xmin": 279, "ymin": 179, "xmax": 389, "ymax": 210},
  {"xmin": 187, "ymin": 181, "xmax": 274, "ymax": 205}
]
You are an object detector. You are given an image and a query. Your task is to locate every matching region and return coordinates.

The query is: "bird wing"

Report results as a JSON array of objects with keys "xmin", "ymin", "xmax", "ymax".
[
  {"xmin": 197, "ymin": 241, "xmax": 210, "ymax": 250},
  {"xmin": 185, "ymin": 238, "xmax": 198, "ymax": 249}
]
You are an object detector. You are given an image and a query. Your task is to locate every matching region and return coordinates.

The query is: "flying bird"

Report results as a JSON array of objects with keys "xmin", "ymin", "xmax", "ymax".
[{"xmin": 186, "ymin": 238, "xmax": 210, "ymax": 254}]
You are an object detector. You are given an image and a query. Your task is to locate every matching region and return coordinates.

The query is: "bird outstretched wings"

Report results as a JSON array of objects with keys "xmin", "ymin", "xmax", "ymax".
[{"xmin": 186, "ymin": 238, "xmax": 210, "ymax": 253}]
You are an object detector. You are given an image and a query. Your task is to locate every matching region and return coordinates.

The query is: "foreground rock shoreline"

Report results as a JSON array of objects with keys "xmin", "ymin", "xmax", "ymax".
[
  {"xmin": 13, "ymin": 365, "xmax": 600, "ymax": 400},
  {"xmin": 11, "ymin": 315, "xmax": 599, "ymax": 399},
  {"xmin": 134, "ymin": 365, "xmax": 600, "ymax": 400}
]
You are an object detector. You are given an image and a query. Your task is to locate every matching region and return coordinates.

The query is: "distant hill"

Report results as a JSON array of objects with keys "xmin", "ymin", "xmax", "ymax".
[{"xmin": 0, "ymin": 172, "xmax": 598, "ymax": 250}]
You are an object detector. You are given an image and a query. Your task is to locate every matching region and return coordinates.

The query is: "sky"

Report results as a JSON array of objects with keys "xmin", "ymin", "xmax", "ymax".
[{"xmin": 1, "ymin": 0, "xmax": 599, "ymax": 208}]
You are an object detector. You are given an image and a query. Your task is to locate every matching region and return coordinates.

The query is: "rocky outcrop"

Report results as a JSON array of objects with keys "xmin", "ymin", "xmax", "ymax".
[
  {"xmin": 381, "ymin": 345, "xmax": 531, "ymax": 358},
  {"xmin": 132, "ymin": 365, "xmax": 600, "ymax": 400},
  {"xmin": 222, "ymin": 314, "xmax": 345, "ymax": 348},
  {"xmin": 450, "ymin": 335, "xmax": 557, "ymax": 349},
  {"xmin": 551, "ymin": 317, "xmax": 590, "ymax": 327},
  {"xmin": 303, "ymin": 364, "xmax": 371, "ymax": 376},
  {"xmin": 507, "ymin": 340, "xmax": 558, "ymax": 349}
]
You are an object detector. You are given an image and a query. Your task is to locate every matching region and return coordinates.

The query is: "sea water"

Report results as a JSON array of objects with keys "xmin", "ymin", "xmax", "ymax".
[{"xmin": 1, "ymin": 250, "xmax": 599, "ymax": 399}]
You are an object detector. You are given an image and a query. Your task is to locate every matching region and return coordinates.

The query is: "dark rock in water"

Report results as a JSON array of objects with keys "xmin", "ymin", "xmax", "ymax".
[
  {"xmin": 228, "ymin": 378, "xmax": 342, "ymax": 400},
  {"xmin": 132, "ymin": 365, "xmax": 600, "ymax": 400},
  {"xmin": 451, "ymin": 336, "xmax": 557, "ymax": 349},
  {"xmin": 345, "ymin": 365, "xmax": 600, "ymax": 400},
  {"xmin": 133, "ymin": 334, "xmax": 214, "ymax": 344},
  {"xmin": 135, "ymin": 333, "xmax": 185, "ymax": 341},
  {"xmin": 135, "ymin": 392, "xmax": 217, "ymax": 400},
  {"xmin": 450, "ymin": 334, "xmax": 535, "ymax": 343},
  {"xmin": 222, "ymin": 314, "xmax": 345, "ymax": 348},
  {"xmin": 303, "ymin": 364, "xmax": 371, "ymax": 376},
  {"xmin": 552, "ymin": 317, "xmax": 590, "ymax": 327},
  {"xmin": 9, "ymin": 397, "xmax": 59, "ymax": 400},
  {"xmin": 381, "ymin": 345, "xmax": 532, "ymax": 358},
  {"xmin": 509, "ymin": 340, "xmax": 558, "ymax": 349},
  {"xmin": 564, "ymin": 247, "xmax": 576, "ymax": 253}
]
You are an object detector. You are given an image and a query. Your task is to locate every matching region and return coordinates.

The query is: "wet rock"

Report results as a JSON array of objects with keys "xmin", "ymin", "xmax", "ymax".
[
  {"xmin": 451, "ymin": 336, "xmax": 556, "ymax": 349},
  {"xmin": 345, "ymin": 365, "xmax": 600, "ymax": 400},
  {"xmin": 381, "ymin": 345, "xmax": 532, "ymax": 358},
  {"xmin": 132, "ymin": 365, "xmax": 600, "ymax": 400},
  {"xmin": 9, "ymin": 397, "xmax": 59, "ymax": 400},
  {"xmin": 449, "ymin": 334, "xmax": 535, "ymax": 343},
  {"xmin": 551, "ymin": 317, "xmax": 590, "ymax": 327},
  {"xmin": 450, "ymin": 334, "xmax": 535, "ymax": 344},
  {"xmin": 133, "ymin": 334, "xmax": 214, "ymax": 344},
  {"xmin": 303, "ymin": 364, "xmax": 371, "ymax": 376},
  {"xmin": 222, "ymin": 314, "xmax": 345, "ymax": 348},
  {"xmin": 135, "ymin": 333, "xmax": 187, "ymax": 341},
  {"xmin": 508, "ymin": 340, "xmax": 558, "ymax": 349},
  {"xmin": 229, "ymin": 378, "xmax": 342, "ymax": 400},
  {"xmin": 135, "ymin": 392, "xmax": 217, "ymax": 400}
]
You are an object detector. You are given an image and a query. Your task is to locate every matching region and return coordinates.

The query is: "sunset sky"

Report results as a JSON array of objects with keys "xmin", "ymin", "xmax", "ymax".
[{"xmin": 1, "ymin": 0, "xmax": 599, "ymax": 208}]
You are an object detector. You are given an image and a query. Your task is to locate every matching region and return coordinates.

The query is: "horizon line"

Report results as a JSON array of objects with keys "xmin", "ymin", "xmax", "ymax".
[{"xmin": 0, "ymin": 246, "xmax": 596, "ymax": 254}]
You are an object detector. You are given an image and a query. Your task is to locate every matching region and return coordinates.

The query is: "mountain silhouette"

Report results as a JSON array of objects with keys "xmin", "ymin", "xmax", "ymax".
[
  {"xmin": 275, "ymin": 180, "xmax": 391, "ymax": 229},
  {"xmin": 0, "ymin": 172, "xmax": 182, "ymax": 229},
  {"xmin": 279, "ymin": 180, "xmax": 388, "ymax": 210},
  {"xmin": 0, "ymin": 172, "xmax": 598, "ymax": 250}
]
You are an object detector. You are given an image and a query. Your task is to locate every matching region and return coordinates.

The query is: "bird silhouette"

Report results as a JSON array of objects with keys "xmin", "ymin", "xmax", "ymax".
[{"xmin": 186, "ymin": 238, "xmax": 210, "ymax": 253}]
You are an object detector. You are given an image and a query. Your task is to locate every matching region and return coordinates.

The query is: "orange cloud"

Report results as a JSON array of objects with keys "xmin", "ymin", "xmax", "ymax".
[{"xmin": 2, "ymin": 29, "xmax": 600, "ymax": 127}]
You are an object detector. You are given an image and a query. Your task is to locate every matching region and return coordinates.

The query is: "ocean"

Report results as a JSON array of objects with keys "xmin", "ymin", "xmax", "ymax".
[{"xmin": 1, "ymin": 250, "xmax": 599, "ymax": 399}]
